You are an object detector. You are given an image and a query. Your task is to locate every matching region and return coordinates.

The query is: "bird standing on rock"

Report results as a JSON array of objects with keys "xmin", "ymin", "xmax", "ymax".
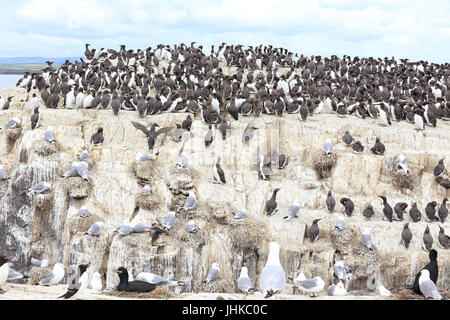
[
  {"xmin": 265, "ymin": 188, "xmax": 281, "ymax": 216},
  {"xmin": 309, "ymin": 218, "xmax": 321, "ymax": 242},
  {"xmin": 379, "ymin": 196, "xmax": 393, "ymax": 222},
  {"xmin": 90, "ymin": 127, "xmax": 104, "ymax": 145}
]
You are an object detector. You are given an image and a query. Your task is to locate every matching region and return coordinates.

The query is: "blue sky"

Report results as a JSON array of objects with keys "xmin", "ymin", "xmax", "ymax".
[{"xmin": 1, "ymin": 0, "xmax": 449, "ymax": 63}]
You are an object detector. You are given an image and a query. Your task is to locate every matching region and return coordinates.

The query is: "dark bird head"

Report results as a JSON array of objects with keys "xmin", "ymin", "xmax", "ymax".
[
  {"xmin": 404, "ymin": 222, "xmax": 409, "ymax": 229},
  {"xmin": 79, "ymin": 264, "xmax": 89, "ymax": 274},
  {"xmin": 116, "ymin": 267, "xmax": 128, "ymax": 280},
  {"xmin": 429, "ymin": 201, "xmax": 437, "ymax": 207},
  {"xmin": 97, "ymin": 127, "xmax": 103, "ymax": 133},
  {"xmin": 443, "ymin": 198, "xmax": 448, "ymax": 203},
  {"xmin": 34, "ymin": 107, "xmax": 39, "ymax": 113},
  {"xmin": 312, "ymin": 218, "xmax": 321, "ymax": 224},
  {"xmin": 425, "ymin": 225, "xmax": 430, "ymax": 233},
  {"xmin": 429, "ymin": 249, "xmax": 438, "ymax": 261},
  {"xmin": 439, "ymin": 225, "xmax": 445, "ymax": 233},
  {"xmin": 273, "ymin": 188, "xmax": 281, "ymax": 195},
  {"xmin": 327, "ymin": 190, "xmax": 333, "ymax": 196},
  {"xmin": 438, "ymin": 158, "xmax": 444, "ymax": 164},
  {"xmin": 378, "ymin": 195, "xmax": 387, "ymax": 203}
]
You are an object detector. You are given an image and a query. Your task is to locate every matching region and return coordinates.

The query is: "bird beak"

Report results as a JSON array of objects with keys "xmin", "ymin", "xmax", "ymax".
[
  {"xmin": 116, "ymin": 270, "xmax": 123, "ymax": 274},
  {"xmin": 64, "ymin": 266, "xmax": 67, "ymax": 269}
]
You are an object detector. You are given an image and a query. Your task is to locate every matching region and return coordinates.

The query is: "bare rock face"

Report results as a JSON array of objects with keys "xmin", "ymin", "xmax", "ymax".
[{"xmin": 0, "ymin": 85, "xmax": 450, "ymax": 297}]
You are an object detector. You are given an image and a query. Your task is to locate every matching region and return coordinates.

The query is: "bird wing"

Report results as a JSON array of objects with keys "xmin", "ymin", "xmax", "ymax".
[
  {"xmin": 40, "ymin": 271, "xmax": 55, "ymax": 284},
  {"xmin": 298, "ymin": 278, "xmax": 319, "ymax": 289},
  {"xmin": 184, "ymin": 196, "xmax": 196, "ymax": 209},
  {"xmin": 155, "ymin": 126, "xmax": 173, "ymax": 136},
  {"xmin": 238, "ymin": 276, "xmax": 252, "ymax": 291},
  {"xmin": 131, "ymin": 121, "xmax": 150, "ymax": 136},
  {"xmin": 206, "ymin": 268, "xmax": 219, "ymax": 281}
]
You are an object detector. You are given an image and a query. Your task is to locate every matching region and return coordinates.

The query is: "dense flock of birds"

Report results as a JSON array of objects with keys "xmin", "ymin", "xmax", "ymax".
[{"xmin": 0, "ymin": 42, "xmax": 449, "ymax": 299}]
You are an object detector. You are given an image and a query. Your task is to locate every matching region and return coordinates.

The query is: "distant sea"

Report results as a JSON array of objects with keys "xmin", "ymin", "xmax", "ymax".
[{"xmin": 0, "ymin": 74, "xmax": 22, "ymax": 95}]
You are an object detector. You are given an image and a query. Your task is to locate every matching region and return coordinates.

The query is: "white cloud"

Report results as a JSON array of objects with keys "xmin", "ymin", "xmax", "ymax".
[{"xmin": 0, "ymin": 0, "xmax": 449, "ymax": 63}]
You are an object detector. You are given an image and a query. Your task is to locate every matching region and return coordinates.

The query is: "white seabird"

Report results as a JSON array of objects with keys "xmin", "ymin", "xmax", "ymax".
[
  {"xmin": 418, "ymin": 269, "xmax": 443, "ymax": 300},
  {"xmin": 183, "ymin": 191, "xmax": 197, "ymax": 211},
  {"xmin": 39, "ymin": 263, "xmax": 66, "ymax": 286},
  {"xmin": 283, "ymin": 199, "xmax": 300, "ymax": 220},
  {"xmin": 141, "ymin": 185, "xmax": 151, "ymax": 196},
  {"xmin": 31, "ymin": 258, "xmax": 49, "ymax": 268},
  {"xmin": 362, "ymin": 228, "xmax": 373, "ymax": 250},
  {"xmin": 2, "ymin": 117, "xmax": 21, "ymax": 130},
  {"xmin": 161, "ymin": 211, "xmax": 176, "ymax": 230},
  {"xmin": 394, "ymin": 154, "xmax": 409, "ymax": 174},
  {"xmin": 259, "ymin": 242, "xmax": 286, "ymax": 298},
  {"xmin": 233, "ymin": 209, "xmax": 248, "ymax": 219},
  {"xmin": 136, "ymin": 272, "xmax": 181, "ymax": 287},
  {"xmin": 324, "ymin": 139, "xmax": 333, "ymax": 156},
  {"xmin": 0, "ymin": 165, "xmax": 8, "ymax": 180},
  {"xmin": 136, "ymin": 152, "xmax": 158, "ymax": 162},
  {"xmin": 378, "ymin": 285, "xmax": 392, "ymax": 296},
  {"xmin": 84, "ymin": 221, "xmax": 104, "ymax": 236},
  {"xmin": 238, "ymin": 266, "xmax": 254, "ymax": 294},
  {"xmin": 28, "ymin": 181, "xmax": 51, "ymax": 197},
  {"xmin": 293, "ymin": 272, "xmax": 325, "ymax": 297},
  {"xmin": 335, "ymin": 215, "xmax": 345, "ymax": 231},
  {"xmin": 44, "ymin": 126, "xmax": 56, "ymax": 143},
  {"xmin": 87, "ymin": 272, "xmax": 103, "ymax": 291},
  {"xmin": 187, "ymin": 220, "xmax": 198, "ymax": 233},
  {"xmin": 176, "ymin": 154, "xmax": 189, "ymax": 169},
  {"xmin": 203, "ymin": 262, "xmax": 220, "ymax": 284},
  {"xmin": 328, "ymin": 281, "xmax": 347, "ymax": 296}
]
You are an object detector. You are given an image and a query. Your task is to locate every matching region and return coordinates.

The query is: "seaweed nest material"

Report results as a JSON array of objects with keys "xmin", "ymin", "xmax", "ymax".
[
  {"xmin": 330, "ymin": 228, "xmax": 353, "ymax": 251},
  {"xmin": 61, "ymin": 177, "xmax": 92, "ymax": 199},
  {"xmin": 33, "ymin": 140, "xmax": 59, "ymax": 157},
  {"xmin": 132, "ymin": 161, "xmax": 156, "ymax": 186},
  {"xmin": 35, "ymin": 192, "xmax": 54, "ymax": 211},
  {"xmin": 230, "ymin": 217, "xmax": 266, "ymax": 251},
  {"xmin": 200, "ymin": 279, "xmax": 234, "ymax": 294},
  {"xmin": 6, "ymin": 128, "xmax": 21, "ymax": 151},
  {"xmin": 29, "ymin": 267, "xmax": 51, "ymax": 285},
  {"xmin": 105, "ymin": 286, "xmax": 173, "ymax": 299},
  {"xmin": 312, "ymin": 151, "xmax": 337, "ymax": 179},
  {"xmin": 392, "ymin": 169, "xmax": 417, "ymax": 190},
  {"xmin": 135, "ymin": 193, "xmax": 160, "ymax": 211}
]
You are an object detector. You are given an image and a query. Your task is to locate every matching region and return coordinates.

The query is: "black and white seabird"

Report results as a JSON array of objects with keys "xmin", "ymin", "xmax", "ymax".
[
  {"xmin": 131, "ymin": 121, "xmax": 173, "ymax": 150},
  {"xmin": 423, "ymin": 225, "xmax": 433, "ymax": 251},
  {"xmin": 438, "ymin": 198, "xmax": 448, "ymax": 223},
  {"xmin": 433, "ymin": 158, "xmax": 445, "ymax": 177},
  {"xmin": 379, "ymin": 196, "xmax": 393, "ymax": 222},
  {"xmin": 425, "ymin": 201, "xmax": 439, "ymax": 222},
  {"xmin": 59, "ymin": 264, "xmax": 89, "ymax": 299},
  {"xmin": 340, "ymin": 197, "xmax": 354, "ymax": 216},
  {"xmin": 370, "ymin": 137, "xmax": 385, "ymax": 155},
  {"xmin": 418, "ymin": 269, "xmax": 443, "ymax": 300},
  {"xmin": 30, "ymin": 107, "xmax": 40, "ymax": 130},
  {"xmin": 438, "ymin": 225, "xmax": 450, "ymax": 248},
  {"xmin": 326, "ymin": 190, "xmax": 336, "ymax": 213},
  {"xmin": 0, "ymin": 257, "xmax": 8, "ymax": 294},
  {"xmin": 265, "ymin": 188, "xmax": 281, "ymax": 216},
  {"xmin": 363, "ymin": 205, "xmax": 374, "ymax": 219},
  {"xmin": 116, "ymin": 267, "xmax": 156, "ymax": 293},
  {"xmin": 394, "ymin": 202, "xmax": 408, "ymax": 221},
  {"xmin": 409, "ymin": 202, "xmax": 422, "ymax": 222},
  {"xmin": 352, "ymin": 141, "xmax": 364, "ymax": 153},
  {"xmin": 309, "ymin": 219, "xmax": 321, "ymax": 242},
  {"xmin": 413, "ymin": 249, "xmax": 438, "ymax": 295},
  {"xmin": 204, "ymin": 124, "xmax": 214, "ymax": 148},
  {"xmin": 342, "ymin": 131, "xmax": 355, "ymax": 146},
  {"xmin": 401, "ymin": 223, "xmax": 412, "ymax": 248},
  {"xmin": 213, "ymin": 157, "xmax": 226, "ymax": 184},
  {"xmin": 90, "ymin": 127, "xmax": 104, "ymax": 146}
]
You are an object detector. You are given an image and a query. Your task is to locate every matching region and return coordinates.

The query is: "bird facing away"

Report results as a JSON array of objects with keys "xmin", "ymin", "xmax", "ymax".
[
  {"xmin": 326, "ymin": 190, "xmax": 336, "ymax": 213},
  {"xmin": 401, "ymin": 223, "xmax": 413, "ymax": 248},
  {"xmin": 259, "ymin": 242, "xmax": 286, "ymax": 298},
  {"xmin": 237, "ymin": 266, "xmax": 254, "ymax": 294},
  {"xmin": 423, "ymin": 225, "xmax": 433, "ymax": 251}
]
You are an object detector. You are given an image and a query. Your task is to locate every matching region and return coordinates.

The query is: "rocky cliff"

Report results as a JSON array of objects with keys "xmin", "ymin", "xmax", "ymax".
[{"xmin": 1, "ymin": 82, "xmax": 449, "ymax": 296}]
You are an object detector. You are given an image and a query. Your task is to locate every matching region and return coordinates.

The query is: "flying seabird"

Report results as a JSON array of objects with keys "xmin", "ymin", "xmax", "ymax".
[
  {"xmin": 259, "ymin": 242, "xmax": 285, "ymax": 298},
  {"xmin": 116, "ymin": 267, "xmax": 156, "ymax": 292}
]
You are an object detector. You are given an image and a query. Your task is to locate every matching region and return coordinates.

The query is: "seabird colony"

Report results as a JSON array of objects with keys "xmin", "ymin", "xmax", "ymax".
[{"xmin": 1, "ymin": 42, "xmax": 449, "ymax": 299}]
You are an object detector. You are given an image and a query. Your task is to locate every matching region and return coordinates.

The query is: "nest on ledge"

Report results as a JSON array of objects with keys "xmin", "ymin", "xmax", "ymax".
[
  {"xmin": 391, "ymin": 169, "xmax": 417, "ymax": 190},
  {"xmin": 435, "ymin": 175, "xmax": 450, "ymax": 189},
  {"xmin": 60, "ymin": 177, "xmax": 92, "ymax": 199},
  {"xmin": 33, "ymin": 140, "xmax": 59, "ymax": 157},
  {"xmin": 34, "ymin": 192, "xmax": 55, "ymax": 212},
  {"xmin": 135, "ymin": 193, "xmax": 160, "ymax": 211},
  {"xmin": 312, "ymin": 151, "xmax": 337, "ymax": 179},
  {"xmin": 6, "ymin": 128, "xmax": 22, "ymax": 151},
  {"xmin": 132, "ymin": 161, "xmax": 156, "ymax": 186}
]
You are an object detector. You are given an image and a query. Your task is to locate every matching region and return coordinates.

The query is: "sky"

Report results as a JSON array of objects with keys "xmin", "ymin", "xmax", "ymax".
[{"xmin": 1, "ymin": 0, "xmax": 450, "ymax": 63}]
